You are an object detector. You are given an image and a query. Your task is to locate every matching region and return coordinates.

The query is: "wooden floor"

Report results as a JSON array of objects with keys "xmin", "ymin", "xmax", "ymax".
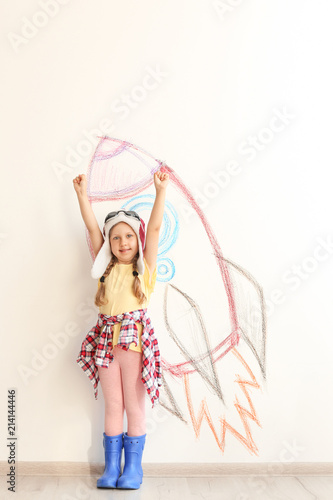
[{"xmin": 3, "ymin": 475, "xmax": 333, "ymax": 499}]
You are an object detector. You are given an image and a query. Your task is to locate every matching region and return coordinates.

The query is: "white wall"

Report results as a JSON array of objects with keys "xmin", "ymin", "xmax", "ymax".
[{"xmin": 1, "ymin": 0, "xmax": 333, "ymax": 464}]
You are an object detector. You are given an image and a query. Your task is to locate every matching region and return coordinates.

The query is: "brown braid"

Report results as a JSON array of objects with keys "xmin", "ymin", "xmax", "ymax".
[
  {"xmin": 94, "ymin": 254, "xmax": 118, "ymax": 307},
  {"xmin": 132, "ymin": 253, "xmax": 147, "ymax": 304}
]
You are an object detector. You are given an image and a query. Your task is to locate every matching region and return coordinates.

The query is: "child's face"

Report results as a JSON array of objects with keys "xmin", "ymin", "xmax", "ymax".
[{"xmin": 109, "ymin": 222, "xmax": 139, "ymax": 265}]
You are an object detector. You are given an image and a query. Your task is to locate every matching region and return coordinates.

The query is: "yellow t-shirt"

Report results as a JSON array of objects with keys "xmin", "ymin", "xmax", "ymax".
[{"xmin": 98, "ymin": 258, "xmax": 157, "ymax": 352}]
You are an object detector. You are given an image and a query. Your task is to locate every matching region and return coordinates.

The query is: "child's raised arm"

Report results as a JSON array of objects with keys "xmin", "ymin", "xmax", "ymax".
[
  {"xmin": 73, "ymin": 174, "xmax": 104, "ymax": 257},
  {"xmin": 144, "ymin": 170, "xmax": 169, "ymax": 276}
]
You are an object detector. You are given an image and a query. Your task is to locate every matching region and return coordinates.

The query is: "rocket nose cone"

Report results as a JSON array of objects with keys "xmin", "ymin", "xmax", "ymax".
[{"xmin": 87, "ymin": 137, "xmax": 161, "ymax": 201}]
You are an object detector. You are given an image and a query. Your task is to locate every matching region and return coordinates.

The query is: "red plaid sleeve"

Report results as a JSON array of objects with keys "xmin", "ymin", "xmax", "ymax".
[{"xmin": 76, "ymin": 320, "xmax": 103, "ymax": 399}]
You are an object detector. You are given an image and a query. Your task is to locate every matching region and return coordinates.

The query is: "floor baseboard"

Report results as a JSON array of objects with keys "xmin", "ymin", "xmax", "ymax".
[{"xmin": 1, "ymin": 461, "xmax": 333, "ymax": 477}]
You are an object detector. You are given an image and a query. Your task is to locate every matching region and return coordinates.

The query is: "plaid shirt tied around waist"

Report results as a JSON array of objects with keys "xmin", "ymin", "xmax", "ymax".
[{"xmin": 76, "ymin": 308, "xmax": 162, "ymax": 407}]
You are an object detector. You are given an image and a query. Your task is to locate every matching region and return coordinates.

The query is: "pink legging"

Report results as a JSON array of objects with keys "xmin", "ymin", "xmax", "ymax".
[{"xmin": 97, "ymin": 347, "xmax": 146, "ymax": 437}]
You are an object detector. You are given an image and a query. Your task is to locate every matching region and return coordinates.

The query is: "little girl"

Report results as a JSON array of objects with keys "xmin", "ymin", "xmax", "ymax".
[{"xmin": 73, "ymin": 170, "xmax": 169, "ymax": 490}]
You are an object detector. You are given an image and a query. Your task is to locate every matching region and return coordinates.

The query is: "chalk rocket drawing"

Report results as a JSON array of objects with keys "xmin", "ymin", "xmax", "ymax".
[{"xmin": 85, "ymin": 136, "xmax": 267, "ymax": 456}]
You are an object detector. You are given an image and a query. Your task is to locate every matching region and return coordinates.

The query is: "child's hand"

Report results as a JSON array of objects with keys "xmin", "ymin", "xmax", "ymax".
[
  {"xmin": 154, "ymin": 170, "xmax": 169, "ymax": 191},
  {"xmin": 73, "ymin": 174, "xmax": 88, "ymax": 197}
]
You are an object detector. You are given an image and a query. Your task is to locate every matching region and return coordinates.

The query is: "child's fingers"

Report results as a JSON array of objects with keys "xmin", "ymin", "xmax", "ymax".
[
  {"xmin": 154, "ymin": 170, "xmax": 169, "ymax": 185},
  {"xmin": 73, "ymin": 174, "xmax": 86, "ymax": 184}
]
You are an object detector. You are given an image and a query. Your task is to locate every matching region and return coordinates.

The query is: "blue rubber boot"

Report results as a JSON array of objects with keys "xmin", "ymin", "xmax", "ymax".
[
  {"xmin": 116, "ymin": 432, "xmax": 146, "ymax": 489},
  {"xmin": 96, "ymin": 432, "xmax": 123, "ymax": 489}
]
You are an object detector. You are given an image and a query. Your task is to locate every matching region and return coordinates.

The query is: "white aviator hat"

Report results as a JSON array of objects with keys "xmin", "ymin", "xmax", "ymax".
[{"xmin": 91, "ymin": 210, "xmax": 146, "ymax": 279}]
